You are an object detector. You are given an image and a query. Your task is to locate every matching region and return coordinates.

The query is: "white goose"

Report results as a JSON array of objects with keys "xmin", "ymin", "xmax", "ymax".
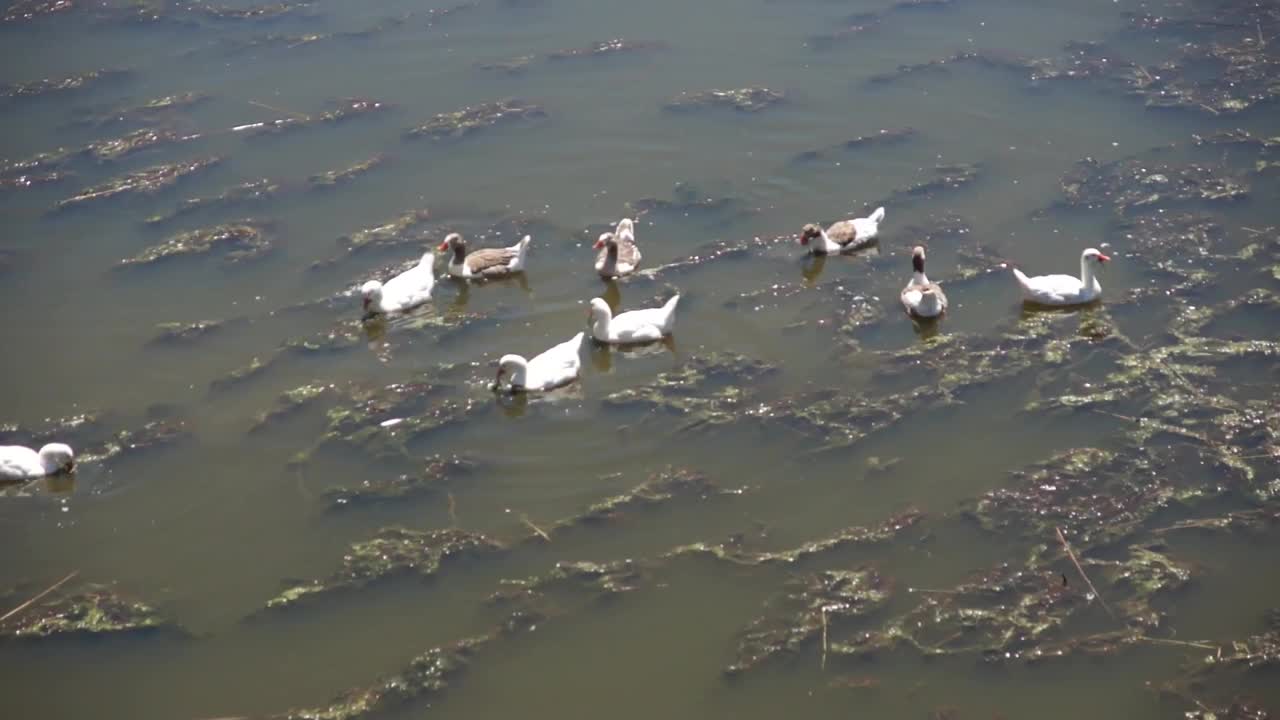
[
  {"xmin": 900, "ymin": 246, "xmax": 947, "ymax": 319},
  {"xmin": 800, "ymin": 206, "xmax": 885, "ymax": 255},
  {"xmin": 494, "ymin": 332, "xmax": 584, "ymax": 393},
  {"xmin": 594, "ymin": 218, "xmax": 642, "ymax": 279},
  {"xmin": 588, "ymin": 295, "xmax": 680, "ymax": 344},
  {"xmin": 1012, "ymin": 248, "xmax": 1110, "ymax": 306},
  {"xmin": 440, "ymin": 233, "xmax": 530, "ymax": 280},
  {"xmin": 1, "ymin": 443, "xmax": 75, "ymax": 481},
  {"xmin": 361, "ymin": 253, "xmax": 435, "ymax": 315}
]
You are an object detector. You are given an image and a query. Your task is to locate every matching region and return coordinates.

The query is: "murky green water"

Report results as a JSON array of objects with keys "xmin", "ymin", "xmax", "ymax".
[{"xmin": 2, "ymin": 0, "xmax": 1278, "ymax": 717}]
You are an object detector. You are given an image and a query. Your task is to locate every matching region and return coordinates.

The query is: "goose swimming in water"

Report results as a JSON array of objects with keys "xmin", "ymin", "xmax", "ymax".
[
  {"xmin": 361, "ymin": 252, "xmax": 435, "ymax": 316},
  {"xmin": 0, "ymin": 443, "xmax": 75, "ymax": 481},
  {"xmin": 440, "ymin": 233, "xmax": 530, "ymax": 280},
  {"xmin": 594, "ymin": 218, "xmax": 641, "ymax": 279},
  {"xmin": 494, "ymin": 332, "xmax": 584, "ymax": 393},
  {"xmin": 800, "ymin": 206, "xmax": 885, "ymax": 255},
  {"xmin": 588, "ymin": 294, "xmax": 680, "ymax": 344},
  {"xmin": 900, "ymin": 246, "xmax": 947, "ymax": 319},
  {"xmin": 1011, "ymin": 248, "xmax": 1110, "ymax": 306}
]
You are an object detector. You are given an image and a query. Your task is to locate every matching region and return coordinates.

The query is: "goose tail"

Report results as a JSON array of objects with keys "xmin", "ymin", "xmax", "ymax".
[
  {"xmin": 511, "ymin": 235, "xmax": 531, "ymax": 270},
  {"xmin": 869, "ymin": 206, "xmax": 886, "ymax": 225},
  {"xmin": 660, "ymin": 294, "xmax": 681, "ymax": 333}
]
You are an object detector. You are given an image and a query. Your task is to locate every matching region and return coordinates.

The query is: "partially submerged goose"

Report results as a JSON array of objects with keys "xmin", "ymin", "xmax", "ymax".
[
  {"xmin": 588, "ymin": 294, "xmax": 680, "ymax": 344},
  {"xmin": 1, "ymin": 443, "xmax": 75, "ymax": 481},
  {"xmin": 594, "ymin": 218, "xmax": 642, "ymax": 279},
  {"xmin": 494, "ymin": 332, "xmax": 584, "ymax": 393},
  {"xmin": 900, "ymin": 246, "xmax": 947, "ymax": 319},
  {"xmin": 440, "ymin": 233, "xmax": 530, "ymax": 280},
  {"xmin": 800, "ymin": 206, "xmax": 885, "ymax": 255},
  {"xmin": 361, "ymin": 252, "xmax": 435, "ymax": 316},
  {"xmin": 1012, "ymin": 248, "xmax": 1110, "ymax": 306}
]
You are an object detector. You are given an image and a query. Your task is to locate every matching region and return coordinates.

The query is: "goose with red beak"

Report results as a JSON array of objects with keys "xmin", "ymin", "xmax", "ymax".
[{"xmin": 1011, "ymin": 248, "xmax": 1110, "ymax": 306}]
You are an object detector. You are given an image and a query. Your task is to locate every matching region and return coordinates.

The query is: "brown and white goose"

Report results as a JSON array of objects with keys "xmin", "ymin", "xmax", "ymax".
[
  {"xmin": 594, "ymin": 218, "xmax": 641, "ymax": 279},
  {"xmin": 900, "ymin": 246, "xmax": 947, "ymax": 319},
  {"xmin": 439, "ymin": 233, "xmax": 530, "ymax": 280},
  {"xmin": 800, "ymin": 206, "xmax": 885, "ymax": 255}
]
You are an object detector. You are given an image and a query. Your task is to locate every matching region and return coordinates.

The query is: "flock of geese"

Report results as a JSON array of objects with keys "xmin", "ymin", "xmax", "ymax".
[{"xmin": 1, "ymin": 207, "xmax": 1111, "ymax": 481}]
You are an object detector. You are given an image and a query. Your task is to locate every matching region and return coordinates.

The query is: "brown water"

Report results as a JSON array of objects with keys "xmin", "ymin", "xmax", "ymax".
[{"xmin": 1, "ymin": 0, "xmax": 1278, "ymax": 718}]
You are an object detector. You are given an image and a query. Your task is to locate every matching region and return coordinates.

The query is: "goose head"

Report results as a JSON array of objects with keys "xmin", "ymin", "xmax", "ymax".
[
  {"xmin": 799, "ymin": 223, "xmax": 823, "ymax": 247},
  {"xmin": 437, "ymin": 233, "xmax": 466, "ymax": 261},
  {"xmin": 495, "ymin": 354, "xmax": 528, "ymax": 391},
  {"xmin": 587, "ymin": 297, "xmax": 613, "ymax": 326},
  {"xmin": 39, "ymin": 443, "xmax": 75, "ymax": 474},
  {"xmin": 911, "ymin": 245, "xmax": 927, "ymax": 274},
  {"xmin": 1081, "ymin": 248, "xmax": 1110, "ymax": 265},
  {"xmin": 360, "ymin": 280, "xmax": 383, "ymax": 311},
  {"xmin": 593, "ymin": 232, "xmax": 616, "ymax": 251}
]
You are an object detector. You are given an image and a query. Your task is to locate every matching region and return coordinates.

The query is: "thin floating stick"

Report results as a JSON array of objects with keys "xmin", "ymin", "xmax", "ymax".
[
  {"xmin": 0, "ymin": 570, "xmax": 79, "ymax": 624},
  {"xmin": 1055, "ymin": 526, "xmax": 1115, "ymax": 620},
  {"xmin": 521, "ymin": 514, "xmax": 551, "ymax": 543},
  {"xmin": 447, "ymin": 492, "xmax": 458, "ymax": 527},
  {"xmin": 1138, "ymin": 636, "xmax": 1217, "ymax": 651},
  {"xmin": 821, "ymin": 606, "xmax": 829, "ymax": 670},
  {"xmin": 248, "ymin": 99, "xmax": 310, "ymax": 120}
]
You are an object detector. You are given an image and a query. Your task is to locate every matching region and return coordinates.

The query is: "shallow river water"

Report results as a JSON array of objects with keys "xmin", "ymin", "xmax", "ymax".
[{"xmin": 1, "ymin": 0, "xmax": 1279, "ymax": 718}]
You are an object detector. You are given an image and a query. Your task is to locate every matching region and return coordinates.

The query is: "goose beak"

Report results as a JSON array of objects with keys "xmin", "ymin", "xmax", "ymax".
[
  {"xmin": 593, "ymin": 239, "xmax": 605, "ymax": 249},
  {"xmin": 437, "ymin": 240, "xmax": 449, "ymax": 252},
  {"xmin": 1097, "ymin": 253, "xmax": 1111, "ymax": 263}
]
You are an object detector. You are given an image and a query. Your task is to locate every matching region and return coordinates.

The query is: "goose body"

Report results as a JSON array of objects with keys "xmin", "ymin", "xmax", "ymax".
[
  {"xmin": 594, "ymin": 218, "xmax": 642, "ymax": 278},
  {"xmin": 1012, "ymin": 248, "xmax": 1110, "ymax": 306},
  {"xmin": 495, "ymin": 332, "xmax": 584, "ymax": 393},
  {"xmin": 441, "ymin": 233, "xmax": 530, "ymax": 280},
  {"xmin": 800, "ymin": 206, "xmax": 885, "ymax": 255},
  {"xmin": 361, "ymin": 253, "xmax": 435, "ymax": 315},
  {"xmin": 900, "ymin": 246, "xmax": 947, "ymax": 319},
  {"xmin": 0, "ymin": 443, "xmax": 75, "ymax": 481},
  {"xmin": 589, "ymin": 294, "xmax": 680, "ymax": 344}
]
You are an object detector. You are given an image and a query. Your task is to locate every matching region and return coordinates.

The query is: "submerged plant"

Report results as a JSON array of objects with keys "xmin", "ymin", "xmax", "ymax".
[
  {"xmin": 664, "ymin": 87, "xmax": 785, "ymax": 113},
  {"xmin": 406, "ymin": 99, "xmax": 546, "ymax": 140}
]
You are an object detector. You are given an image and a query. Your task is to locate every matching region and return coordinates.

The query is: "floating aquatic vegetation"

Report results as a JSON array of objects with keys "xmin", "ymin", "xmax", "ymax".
[
  {"xmin": 85, "ymin": 127, "xmax": 199, "ymax": 162},
  {"xmin": 490, "ymin": 559, "xmax": 647, "ymax": 608},
  {"xmin": 727, "ymin": 567, "xmax": 891, "ymax": 675},
  {"xmin": 669, "ymin": 509, "xmax": 924, "ymax": 567},
  {"xmin": 664, "ymin": 87, "xmax": 785, "ymax": 113},
  {"xmin": 883, "ymin": 163, "xmax": 981, "ymax": 203},
  {"xmin": 791, "ymin": 127, "xmax": 917, "ymax": 164},
  {"xmin": 476, "ymin": 55, "xmax": 536, "ymax": 74},
  {"xmin": 0, "ymin": 413, "xmax": 188, "ymax": 468},
  {"xmin": 628, "ymin": 180, "xmax": 746, "ymax": 220},
  {"xmin": 969, "ymin": 447, "xmax": 1203, "ymax": 558},
  {"xmin": 546, "ymin": 38, "xmax": 664, "ymax": 61},
  {"xmin": 308, "ymin": 153, "xmax": 386, "ymax": 190},
  {"xmin": 304, "ymin": 209, "xmax": 435, "ymax": 269},
  {"xmin": 0, "ymin": 68, "xmax": 128, "ymax": 101},
  {"xmin": 1193, "ymin": 129, "xmax": 1280, "ymax": 149},
  {"xmin": 1059, "ymin": 156, "xmax": 1248, "ymax": 215},
  {"xmin": 273, "ymin": 636, "xmax": 486, "ymax": 720},
  {"xmin": 807, "ymin": 12, "xmax": 881, "ymax": 51},
  {"xmin": 148, "ymin": 319, "xmax": 225, "ymax": 345},
  {"xmin": 318, "ymin": 97, "xmax": 389, "ymax": 123},
  {"xmin": 602, "ymin": 353, "xmax": 778, "ymax": 430},
  {"xmin": 266, "ymin": 528, "xmax": 503, "ymax": 609},
  {"xmin": 406, "ymin": 98, "xmax": 546, "ymax": 140},
  {"xmin": 87, "ymin": 419, "xmax": 191, "ymax": 465},
  {"xmin": 0, "ymin": 171, "xmax": 73, "ymax": 190},
  {"xmin": 747, "ymin": 387, "xmax": 934, "ymax": 452},
  {"xmin": 1, "ymin": 0, "xmax": 74, "ymax": 25},
  {"xmin": 423, "ymin": 2, "xmax": 476, "ymax": 27},
  {"xmin": 830, "ymin": 544, "xmax": 1192, "ymax": 666},
  {"xmin": 541, "ymin": 467, "xmax": 741, "ymax": 538},
  {"xmin": 144, "ymin": 178, "xmax": 280, "ymax": 226},
  {"xmin": 192, "ymin": 1, "xmax": 314, "ymax": 22},
  {"xmin": 55, "ymin": 156, "xmax": 221, "ymax": 210},
  {"xmin": 73, "ymin": 92, "xmax": 209, "ymax": 130},
  {"xmin": 0, "ymin": 586, "xmax": 168, "ymax": 640},
  {"xmin": 119, "ymin": 220, "xmax": 271, "ymax": 267},
  {"xmin": 324, "ymin": 454, "xmax": 478, "ymax": 510}
]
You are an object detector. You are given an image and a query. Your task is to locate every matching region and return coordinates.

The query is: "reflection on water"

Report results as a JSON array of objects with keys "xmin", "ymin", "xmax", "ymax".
[{"xmin": 2, "ymin": 0, "xmax": 1279, "ymax": 718}]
